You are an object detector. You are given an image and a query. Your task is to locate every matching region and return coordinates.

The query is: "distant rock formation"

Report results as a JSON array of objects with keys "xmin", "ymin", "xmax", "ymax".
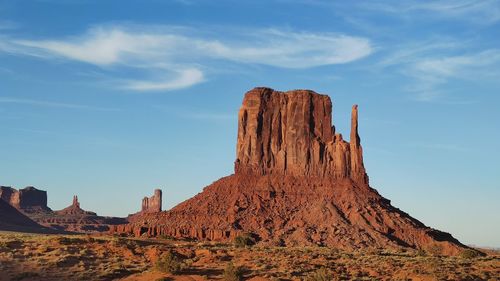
[
  {"xmin": 0, "ymin": 186, "xmax": 52, "ymax": 213},
  {"xmin": 34, "ymin": 194, "xmax": 127, "ymax": 232},
  {"xmin": 55, "ymin": 195, "xmax": 97, "ymax": 216},
  {"xmin": 141, "ymin": 189, "xmax": 162, "ymax": 213},
  {"xmin": 0, "ymin": 186, "xmax": 127, "ymax": 233}
]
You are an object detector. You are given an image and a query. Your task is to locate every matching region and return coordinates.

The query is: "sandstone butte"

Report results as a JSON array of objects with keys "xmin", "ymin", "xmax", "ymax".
[{"xmin": 111, "ymin": 87, "xmax": 467, "ymax": 255}]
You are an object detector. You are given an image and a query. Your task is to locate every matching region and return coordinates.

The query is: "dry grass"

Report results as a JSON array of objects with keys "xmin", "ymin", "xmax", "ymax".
[{"xmin": 0, "ymin": 231, "xmax": 498, "ymax": 281}]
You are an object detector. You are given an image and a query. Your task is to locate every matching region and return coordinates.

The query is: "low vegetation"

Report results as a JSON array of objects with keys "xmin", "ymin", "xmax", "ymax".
[
  {"xmin": 305, "ymin": 267, "xmax": 332, "ymax": 281},
  {"xmin": 155, "ymin": 251, "xmax": 184, "ymax": 274},
  {"xmin": 460, "ymin": 248, "xmax": 481, "ymax": 259},
  {"xmin": 233, "ymin": 233, "xmax": 255, "ymax": 248},
  {"xmin": 223, "ymin": 262, "xmax": 244, "ymax": 281},
  {"xmin": 0, "ymin": 232, "xmax": 498, "ymax": 281}
]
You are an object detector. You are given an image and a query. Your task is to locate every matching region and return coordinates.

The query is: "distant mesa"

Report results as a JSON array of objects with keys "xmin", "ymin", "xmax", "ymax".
[
  {"xmin": 112, "ymin": 87, "xmax": 469, "ymax": 255},
  {"xmin": 0, "ymin": 186, "xmax": 52, "ymax": 214}
]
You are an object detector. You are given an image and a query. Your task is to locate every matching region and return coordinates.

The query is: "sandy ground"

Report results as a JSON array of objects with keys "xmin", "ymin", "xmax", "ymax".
[{"xmin": 0, "ymin": 231, "xmax": 498, "ymax": 281}]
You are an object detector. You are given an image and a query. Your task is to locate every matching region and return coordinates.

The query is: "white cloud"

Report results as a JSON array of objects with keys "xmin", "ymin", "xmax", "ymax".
[
  {"xmin": 13, "ymin": 26, "xmax": 372, "ymax": 68},
  {"xmin": 198, "ymin": 30, "xmax": 372, "ymax": 68},
  {"xmin": 3, "ymin": 25, "xmax": 373, "ymax": 92},
  {"xmin": 405, "ymin": 50, "xmax": 500, "ymax": 101},
  {"xmin": 376, "ymin": 37, "xmax": 500, "ymax": 101},
  {"xmin": 412, "ymin": 50, "xmax": 500, "ymax": 78},
  {"xmin": 123, "ymin": 68, "xmax": 204, "ymax": 91}
]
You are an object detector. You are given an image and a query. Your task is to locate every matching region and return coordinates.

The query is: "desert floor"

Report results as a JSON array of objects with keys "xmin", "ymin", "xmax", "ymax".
[{"xmin": 0, "ymin": 231, "xmax": 498, "ymax": 281}]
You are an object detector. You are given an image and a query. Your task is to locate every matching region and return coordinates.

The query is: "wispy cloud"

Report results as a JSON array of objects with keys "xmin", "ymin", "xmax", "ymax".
[
  {"xmin": 123, "ymin": 68, "xmax": 204, "ymax": 91},
  {"xmin": 412, "ymin": 50, "xmax": 500, "ymax": 78},
  {"xmin": 0, "ymin": 97, "xmax": 119, "ymax": 111},
  {"xmin": 405, "ymin": 49, "xmax": 500, "ymax": 101},
  {"xmin": 374, "ymin": 37, "xmax": 500, "ymax": 101},
  {"xmin": 3, "ymin": 25, "xmax": 373, "ymax": 92},
  {"xmin": 364, "ymin": 0, "xmax": 500, "ymax": 24}
]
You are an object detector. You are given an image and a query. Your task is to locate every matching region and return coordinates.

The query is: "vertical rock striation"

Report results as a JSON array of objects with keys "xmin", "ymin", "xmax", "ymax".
[{"xmin": 235, "ymin": 87, "xmax": 367, "ymax": 183}]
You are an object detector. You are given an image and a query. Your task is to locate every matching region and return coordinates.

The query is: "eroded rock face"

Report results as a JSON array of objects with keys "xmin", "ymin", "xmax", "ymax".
[
  {"xmin": 235, "ymin": 88, "xmax": 367, "ymax": 183},
  {"xmin": 141, "ymin": 189, "xmax": 162, "ymax": 213},
  {"xmin": 0, "ymin": 186, "xmax": 52, "ymax": 213}
]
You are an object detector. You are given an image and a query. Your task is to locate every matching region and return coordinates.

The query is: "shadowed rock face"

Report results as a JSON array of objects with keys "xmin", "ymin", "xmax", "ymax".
[
  {"xmin": 0, "ymin": 186, "xmax": 52, "ymax": 213},
  {"xmin": 235, "ymin": 88, "xmax": 367, "ymax": 183},
  {"xmin": 0, "ymin": 198, "xmax": 55, "ymax": 233},
  {"xmin": 112, "ymin": 87, "xmax": 466, "ymax": 255}
]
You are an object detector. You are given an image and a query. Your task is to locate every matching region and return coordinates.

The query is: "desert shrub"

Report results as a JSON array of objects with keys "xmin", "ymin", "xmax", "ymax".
[
  {"xmin": 11, "ymin": 272, "xmax": 40, "ymax": 281},
  {"xmin": 223, "ymin": 262, "xmax": 243, "ymax": 281},
  {"xmin": 416, "ymin": 248, "xmax": 426, "ymax": 256},
  {"xmin": 305, "ymin": 267, "xmax": 332, "ymax": 281},
  {"xmin": 427, "ymin": 244, "xmax": 443, "ymax": 256},
  {"xmin": 56, "ymin": 236, "xmax": 85, "ymax": 245},
  {"xmin": 234, "ymin": 233, "xmax": 255, "ymax": 248},
  {"xmin": 158, "ymin": 235, "xmax": 176, "ymax": 240},
  {"xmin": 460, "ymin": 248, "xmax": 480, "ymax": 259},
  {"xmin": 155, "ymin": 251, "xmax": 184, "ymax": 274}
]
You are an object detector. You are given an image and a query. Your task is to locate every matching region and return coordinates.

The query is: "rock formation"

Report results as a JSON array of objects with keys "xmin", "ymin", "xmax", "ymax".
[
  {"xmin": 110, "ymin": 87, "xmax": 467, "ymax": 255},
  {"xmin": 55, "ymin": 195, "xmax": 97, "ymax": 216},
  {"xmin": 0, "ymin": 186, "xmax": 52, "ymax": 214},
  {"xmin": 141, "ymin": 189, "xmax": 162, "ymax": 213},
  {"xmin": 0, "ymin": 186, "xmax": 127, "ymax": 233},
  {"xmin": 235, "ymin": 88, "xmax": 367, "ymax": 183},
  {"xmin": 34, "ymin": 195, "xmax": 127, "ymax": 232}
]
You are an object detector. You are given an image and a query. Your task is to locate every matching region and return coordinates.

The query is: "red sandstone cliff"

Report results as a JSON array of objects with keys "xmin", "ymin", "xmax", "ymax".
[
  {"xmin": 235, "ymin": 88, "xmax": 367, "ymax": 183},
  {"xmin": 112, "ymin": 87, "xmax": 467, "ymax": 255}
]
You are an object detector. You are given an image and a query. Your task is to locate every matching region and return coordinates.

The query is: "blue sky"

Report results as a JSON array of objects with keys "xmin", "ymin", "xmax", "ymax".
[{"xmin": 1, "ymin": 0, "xmax": 499, "ymax": 247}]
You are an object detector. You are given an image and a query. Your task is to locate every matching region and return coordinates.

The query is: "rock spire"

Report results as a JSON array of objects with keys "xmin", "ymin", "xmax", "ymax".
[{"xmin": 141, "ymin": 189, "xmax": 162, "ymax": 213}]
